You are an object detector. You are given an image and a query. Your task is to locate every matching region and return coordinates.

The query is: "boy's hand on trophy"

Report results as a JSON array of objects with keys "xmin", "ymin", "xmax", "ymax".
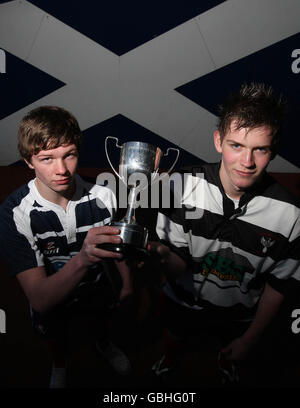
[
  {"xmin": 146, "ymin": 241, "xmax": 171, "ymax": 264},
  {"xmin": 80, "ymin": 226, "xmax": 123, "ymax": 265},
  {"xmin": 132, "ymin": 241, "xmax": 171, "ymax": 271}
]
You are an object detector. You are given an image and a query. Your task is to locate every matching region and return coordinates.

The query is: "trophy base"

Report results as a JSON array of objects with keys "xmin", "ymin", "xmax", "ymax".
[
  {"xmin": 111, "ymin": 220, "xmax": 148, "ymax": 249},
  {"xmin": 99, "ymin": 243, "xmax": 149, "ymax": 261},
  {"xmin": 97, "ymin": 221, "xmax": 149, "ymax": 260}
]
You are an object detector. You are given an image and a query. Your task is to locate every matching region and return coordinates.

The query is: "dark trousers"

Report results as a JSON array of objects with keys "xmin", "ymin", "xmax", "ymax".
[{"xmin": 160, "ymin": 294, "xmax": 293, "ymax": 387}]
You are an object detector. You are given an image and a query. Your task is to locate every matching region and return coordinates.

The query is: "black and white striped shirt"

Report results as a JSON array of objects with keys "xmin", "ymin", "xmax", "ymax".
[{"xmin": 157, "ymin": 163, "xmax": 300, "ymax": 320}]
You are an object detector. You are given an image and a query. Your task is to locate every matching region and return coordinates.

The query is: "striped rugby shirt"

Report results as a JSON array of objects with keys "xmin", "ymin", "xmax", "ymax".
[
  {"xmin": 0, "ymin": 174, "xmax": 116, "ymax": 287},
  {"xmin": 157, "ymin": 163, "xmax": 300, "ymax": 321}
]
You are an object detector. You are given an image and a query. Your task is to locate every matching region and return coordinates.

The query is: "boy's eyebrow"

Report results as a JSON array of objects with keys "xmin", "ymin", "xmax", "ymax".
[
  {"xmin": 36, "ymin": 148, "xmax": 78, "ymax": 157},
  {"xmin": 226, "ymin": 139, "xmax": 271, "ymax": 148},
  {"xmin": 63, "ymin": 149, "xmax": 78, "ymax": 156},
  {"xmin": 36, "ymin": 153, "xmax": 53, "ymax": 157}
]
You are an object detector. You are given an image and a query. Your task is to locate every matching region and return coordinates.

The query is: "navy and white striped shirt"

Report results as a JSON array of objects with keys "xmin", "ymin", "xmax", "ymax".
[{"xmin": 0, "ymin": 174, "xmax": 116, "ymax": 281}]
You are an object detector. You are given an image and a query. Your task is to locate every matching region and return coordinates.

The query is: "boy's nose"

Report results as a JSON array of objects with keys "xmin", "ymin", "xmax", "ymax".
[
  {"xmin": 55, "ymin": 160, "xmax": 68, "ymax": 174},
  {"xmin": 241, "ymin": 150, "xmax": 254, "ymax": 167}
]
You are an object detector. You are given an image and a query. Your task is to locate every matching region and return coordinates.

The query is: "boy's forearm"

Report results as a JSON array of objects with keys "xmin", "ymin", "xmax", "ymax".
[
  {"xmin": 164, "ymin": 250, "xmax": 188, "ymax": 279},
  {"xmin": 241, "ymin": 282, "xmax": 284, "ymax": 347},
  {"xmin": 29, "ymin": 253, "xmax": 88, "ymax": 313}
]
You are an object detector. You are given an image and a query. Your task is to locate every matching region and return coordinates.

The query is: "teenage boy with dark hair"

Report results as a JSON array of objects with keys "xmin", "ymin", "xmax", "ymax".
[
  {"xmin": 0, "ymin": 106, "xmax": 133, "ymax": 387},
  {"xmin": 149, "ymin": 83, "xmax": 300, "ymax": 386}
]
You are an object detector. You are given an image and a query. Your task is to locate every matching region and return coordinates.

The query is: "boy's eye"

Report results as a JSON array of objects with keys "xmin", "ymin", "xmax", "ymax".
[
  {"xmin": 256, "ymin": 147, "xmax": 266, "ymax": 153},
  {"xmin": 65, "ymin": 152, "xmax": 77, "ymax": 159}
]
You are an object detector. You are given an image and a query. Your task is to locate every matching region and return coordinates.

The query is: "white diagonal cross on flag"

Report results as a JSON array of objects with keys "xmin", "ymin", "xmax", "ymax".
[{"xmin": 0, "ymin": 0, "xmax": 299, "ymax": 171}]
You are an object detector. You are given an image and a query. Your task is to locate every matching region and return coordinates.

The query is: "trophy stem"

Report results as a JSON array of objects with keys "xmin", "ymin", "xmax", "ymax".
[{"xmin": 123, "ymin": 187, "xmax": 138, "ymax": 224}]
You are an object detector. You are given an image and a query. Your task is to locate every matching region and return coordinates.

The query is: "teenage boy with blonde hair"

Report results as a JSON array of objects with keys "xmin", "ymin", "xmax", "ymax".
[{"xmin": 0, "ymin": 106, "xmax": 132, "ymax": 387}]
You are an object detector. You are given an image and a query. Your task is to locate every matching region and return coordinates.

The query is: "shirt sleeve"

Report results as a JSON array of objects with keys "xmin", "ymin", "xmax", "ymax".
[
  {"xmin": 0, "ymin": 204, "xmax": 43, "ymax": 276},
  {"xmin": 267, "ymin": 215, "xmax": 300, "ymax": 295},
  {"xmin": 93, "ymin": 184, "xmax": 117, "ymax": 224}
]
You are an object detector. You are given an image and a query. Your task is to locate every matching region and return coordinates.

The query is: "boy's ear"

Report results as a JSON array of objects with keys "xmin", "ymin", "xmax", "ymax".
[
  {"xmin": 213, "ymin": 130, "xmax": 223, "ymax": 154},
  {"xmin": 24, "ymin": 159, "xmax": 34, "ymax": 170}
]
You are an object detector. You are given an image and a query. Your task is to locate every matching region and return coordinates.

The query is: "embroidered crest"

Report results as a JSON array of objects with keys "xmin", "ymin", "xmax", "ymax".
[
  {"xmin": 44, "ymin": 241, "xmax": 59, "ymax": 256},
  {"xmin": 260, "ymin": 235, "xmax": 275, "ymax": 253}
]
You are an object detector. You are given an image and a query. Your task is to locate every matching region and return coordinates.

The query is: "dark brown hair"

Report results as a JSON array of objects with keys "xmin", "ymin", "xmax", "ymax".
[
  {"xmin": 218, "ymin": 83, "xmax": 286, "ymax": 158},
  {"xmin": 18, "ymin": 106, "xmax": 82, "ymax": 162}
]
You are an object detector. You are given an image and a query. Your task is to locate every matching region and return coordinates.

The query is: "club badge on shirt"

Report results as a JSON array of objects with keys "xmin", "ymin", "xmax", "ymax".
[
  {"xmin": 260, "ymin": 235, "xmax": 275, "ymax": 254},
  {"xmin": 43, "ymin": 241, "xmax": 60, "ymax": 256}
]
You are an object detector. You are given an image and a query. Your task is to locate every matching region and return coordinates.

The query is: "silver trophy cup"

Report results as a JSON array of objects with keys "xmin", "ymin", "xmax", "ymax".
[{"xmin": 104, "ymin": 136, "xmax": 179, "ymax": 257}]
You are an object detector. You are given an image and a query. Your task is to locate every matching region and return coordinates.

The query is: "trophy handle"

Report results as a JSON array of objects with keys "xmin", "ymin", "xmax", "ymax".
[
  {"xmin": 150, "ymin": 147, "xmax": 180, "ymax": 186},
  {"xmin": 163, "ymin": 147, "xmax": 180, "ymax": 174},
  {"xmin": 105, "ymin": 136, "xmax": 123, "ymax": 181}
]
